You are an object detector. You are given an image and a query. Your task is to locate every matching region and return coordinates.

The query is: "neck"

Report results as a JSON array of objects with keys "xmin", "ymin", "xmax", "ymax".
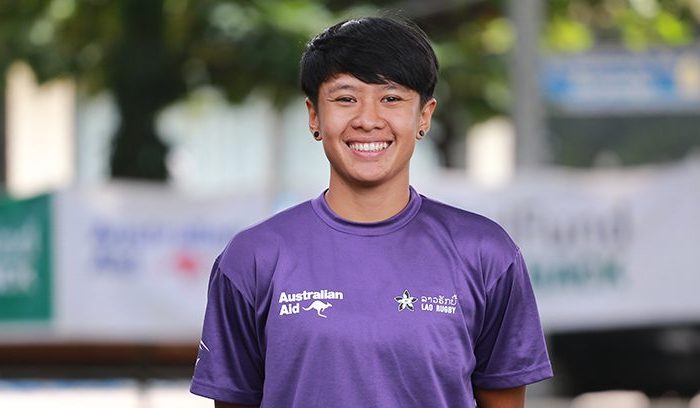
[{"xmin": 325, "ymin": 176, "xmax": 411, "ymax": 223}]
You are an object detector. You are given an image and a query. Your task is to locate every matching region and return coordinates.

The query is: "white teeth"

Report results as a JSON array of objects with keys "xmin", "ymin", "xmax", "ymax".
[{"xmin": 348, "ymin": 142, "xmax": 389, "ymax": 152}]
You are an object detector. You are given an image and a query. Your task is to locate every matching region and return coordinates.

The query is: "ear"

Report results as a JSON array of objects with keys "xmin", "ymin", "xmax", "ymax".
[
  {"xmin": 306, "ymin": 98, "xmax": 319, "ymax": 132},
  {"xmin": 419, "ymin": 97, "xmax": 437, "ymax": 133}
]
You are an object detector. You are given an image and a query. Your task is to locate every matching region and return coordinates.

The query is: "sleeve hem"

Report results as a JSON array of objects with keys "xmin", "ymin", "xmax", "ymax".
[
  {"xmin": 473, "ymin": 361, "xmax": 554, "ymax": 390},
  {"xmin": 190, "ymin": 379, "xmax": 262, "ymax": 405}
]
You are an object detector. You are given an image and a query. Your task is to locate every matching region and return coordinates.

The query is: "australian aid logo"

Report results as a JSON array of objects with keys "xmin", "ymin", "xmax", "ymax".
[{"xmin": 278, "ymin": 289, "xmax": 344, "ymax": 318}]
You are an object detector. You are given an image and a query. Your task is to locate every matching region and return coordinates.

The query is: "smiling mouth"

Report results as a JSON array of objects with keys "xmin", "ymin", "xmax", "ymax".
[{"xmin": 347, "ymin": 141, "xmax": 391, "ymax": 152}]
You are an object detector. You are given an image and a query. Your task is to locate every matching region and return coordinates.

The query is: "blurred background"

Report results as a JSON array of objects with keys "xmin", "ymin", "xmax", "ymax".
[{"xmin": 1, "ymin": 0, "xmax": 699, "ymax": 406}]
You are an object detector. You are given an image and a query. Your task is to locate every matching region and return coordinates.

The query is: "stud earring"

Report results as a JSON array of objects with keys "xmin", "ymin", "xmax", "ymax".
[
  {"xmin": 418, "ymin": 130, "xmax": 425, "ymax": 139},
  {"xmin": 313, "ymin": 131, "xmax": 321, "ymax": 141}
]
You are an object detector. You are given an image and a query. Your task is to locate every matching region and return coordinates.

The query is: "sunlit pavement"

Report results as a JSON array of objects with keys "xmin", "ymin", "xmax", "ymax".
[
  {"xmin": 0, "ymin": 380, "xmax": 697, "ymax": 407},
  {"xmin": 0, "ymin": 380, "xmax": 209, "ymax": 408}
]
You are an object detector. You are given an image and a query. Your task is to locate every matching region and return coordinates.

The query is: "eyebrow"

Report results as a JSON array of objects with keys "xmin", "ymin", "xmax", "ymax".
[
  {"xmin": 326, "ymin": 83, "xmax": 357, "ymax": 94},
  {"xmin": 326, "ymin": 82, "xmax": 406, "ymax": 94}
]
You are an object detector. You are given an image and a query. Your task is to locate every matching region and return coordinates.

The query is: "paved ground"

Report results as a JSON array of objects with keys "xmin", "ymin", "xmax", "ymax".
[
  {"xmin": 528, "ymin": 396, "xmax": 693, "ymax": 408},
  {"xmin": 0, "ymin": 379, "xmax": 697, "ymax": 407}
]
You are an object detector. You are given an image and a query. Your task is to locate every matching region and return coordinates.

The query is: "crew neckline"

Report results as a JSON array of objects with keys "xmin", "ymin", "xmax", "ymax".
[{"xmin": 311, "ymin": 186, "xmax": 423, "ymax": 236}]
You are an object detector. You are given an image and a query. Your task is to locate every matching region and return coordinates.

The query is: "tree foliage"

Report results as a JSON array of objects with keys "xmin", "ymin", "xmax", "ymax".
[
  {"xmin": 0, "ymin": 0, "xmax": 339, "ymax": 179},
  {"xmin": 0, "ymin": 0, "xmax": 698, "ymax": 179},
  {"xmin": 546, "ymin": 0, "xmax": 698, "ymax": 52}
]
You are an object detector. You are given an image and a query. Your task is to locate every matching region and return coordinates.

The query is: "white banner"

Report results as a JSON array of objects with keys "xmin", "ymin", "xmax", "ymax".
[
  {"xmin": 419, "ymin": 159, "xmax": 700, "ymax": 333},
  {"xmin": 52, "ymin": 183, "xmax": 268, "ymax": 342},
  {"xmin": 2, "ymin": 161, "xmax": 698, "ymax": 342}
]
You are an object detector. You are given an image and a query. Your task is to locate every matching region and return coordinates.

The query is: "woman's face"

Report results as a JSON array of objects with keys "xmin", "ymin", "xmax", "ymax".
[{"xmin": 307, "ymin": 73, "xmax": 436, "ymax": 189}]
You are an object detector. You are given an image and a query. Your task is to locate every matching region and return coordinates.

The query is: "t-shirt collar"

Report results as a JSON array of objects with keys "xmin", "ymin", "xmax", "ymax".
[{"xmin": 311, "ymin": 186, "xmax": 422, "ymax": 236}]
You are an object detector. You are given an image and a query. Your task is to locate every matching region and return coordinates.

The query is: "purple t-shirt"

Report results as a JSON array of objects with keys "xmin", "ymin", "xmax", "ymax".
[{"xmin": 191, "ymin": 187, "xmax": 552, "ymax": 407}]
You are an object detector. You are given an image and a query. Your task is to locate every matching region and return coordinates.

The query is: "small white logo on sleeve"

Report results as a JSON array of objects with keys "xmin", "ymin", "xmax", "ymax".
[{"xmin": 196, "ymin": 340, "xmax": 210, "ymax": 366}]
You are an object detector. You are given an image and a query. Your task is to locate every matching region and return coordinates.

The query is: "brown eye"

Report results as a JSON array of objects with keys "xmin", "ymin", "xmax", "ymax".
[
  {"xmin": 335, "ymin": 96, "xmax": 355, "ymax": 103},
  {"xmin": 383, "ymin": 96, "xmax": 402, "ymax": 103}
]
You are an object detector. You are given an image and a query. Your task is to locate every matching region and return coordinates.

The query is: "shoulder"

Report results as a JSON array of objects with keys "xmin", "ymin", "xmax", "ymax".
[
  {"xmin": 219, "ymin": 200, "xmax": 314, "ymax": 274},
  {"xmin": 233, "ymin": 200, "xmax": 313, "ymax": 241},
  {"xmin": 418, "ymin": 194, "xmax": 520, "ymax": 284},
  {"xmin": 419, "ymin": 194, "xmax": 518, "ymax": 253}
]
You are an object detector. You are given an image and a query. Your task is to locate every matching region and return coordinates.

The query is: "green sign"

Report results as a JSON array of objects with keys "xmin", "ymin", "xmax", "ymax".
[{"xmin": 0, "ymin": 194, "xmax": 52, "ymax": 321}]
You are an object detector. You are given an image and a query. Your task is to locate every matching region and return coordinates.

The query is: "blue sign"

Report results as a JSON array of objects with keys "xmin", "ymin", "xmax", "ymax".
[{"xmin": 542, "ymin": 48, "xmax": 700, "ymax": 114}]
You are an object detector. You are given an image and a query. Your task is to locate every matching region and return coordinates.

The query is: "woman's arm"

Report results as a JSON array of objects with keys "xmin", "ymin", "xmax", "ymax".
[
  {"xmin": 474, "ymin": 385, "xmax": 526, "ymax": 408},
  {"xmin": 214, "ymin": 401, "xmax": 259, "ymax": 408}
]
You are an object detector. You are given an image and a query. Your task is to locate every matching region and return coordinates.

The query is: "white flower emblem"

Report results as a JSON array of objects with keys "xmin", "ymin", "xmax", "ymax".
[{"xmin": 394, "ymin": 289, "xmax": 417, "ymax": 312}]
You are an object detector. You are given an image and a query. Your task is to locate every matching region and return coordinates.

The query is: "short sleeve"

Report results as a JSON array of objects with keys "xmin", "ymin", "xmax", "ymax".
[
  {"xmin": 190, "ymin": 257, "xmax": 264, "ymax": 405},
  {"xmin": 472, "ymin": 248, "xmax": 553, "ymax": 389}
]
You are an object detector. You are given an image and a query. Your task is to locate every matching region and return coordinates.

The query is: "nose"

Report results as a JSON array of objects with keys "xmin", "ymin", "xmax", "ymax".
[{"xmin": 351, "ymin": 101, "xmax": 385, "ymax": 131}]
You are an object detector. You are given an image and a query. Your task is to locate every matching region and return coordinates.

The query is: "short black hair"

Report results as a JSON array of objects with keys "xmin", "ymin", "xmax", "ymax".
[{"xmin": 300, "ymin": 16, "xmax": 439, "ymax": 107}]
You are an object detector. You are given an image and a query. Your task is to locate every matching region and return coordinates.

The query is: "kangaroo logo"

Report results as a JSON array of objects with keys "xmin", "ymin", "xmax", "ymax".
[{"xmin": 303, "ymin": 300, "xmax": 333, "ymax": 318}]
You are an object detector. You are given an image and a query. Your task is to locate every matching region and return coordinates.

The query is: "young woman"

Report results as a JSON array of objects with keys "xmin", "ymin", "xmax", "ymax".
[{"xmin": 191, "ymin": 16, "xmax": 553, "ymax": 408}]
